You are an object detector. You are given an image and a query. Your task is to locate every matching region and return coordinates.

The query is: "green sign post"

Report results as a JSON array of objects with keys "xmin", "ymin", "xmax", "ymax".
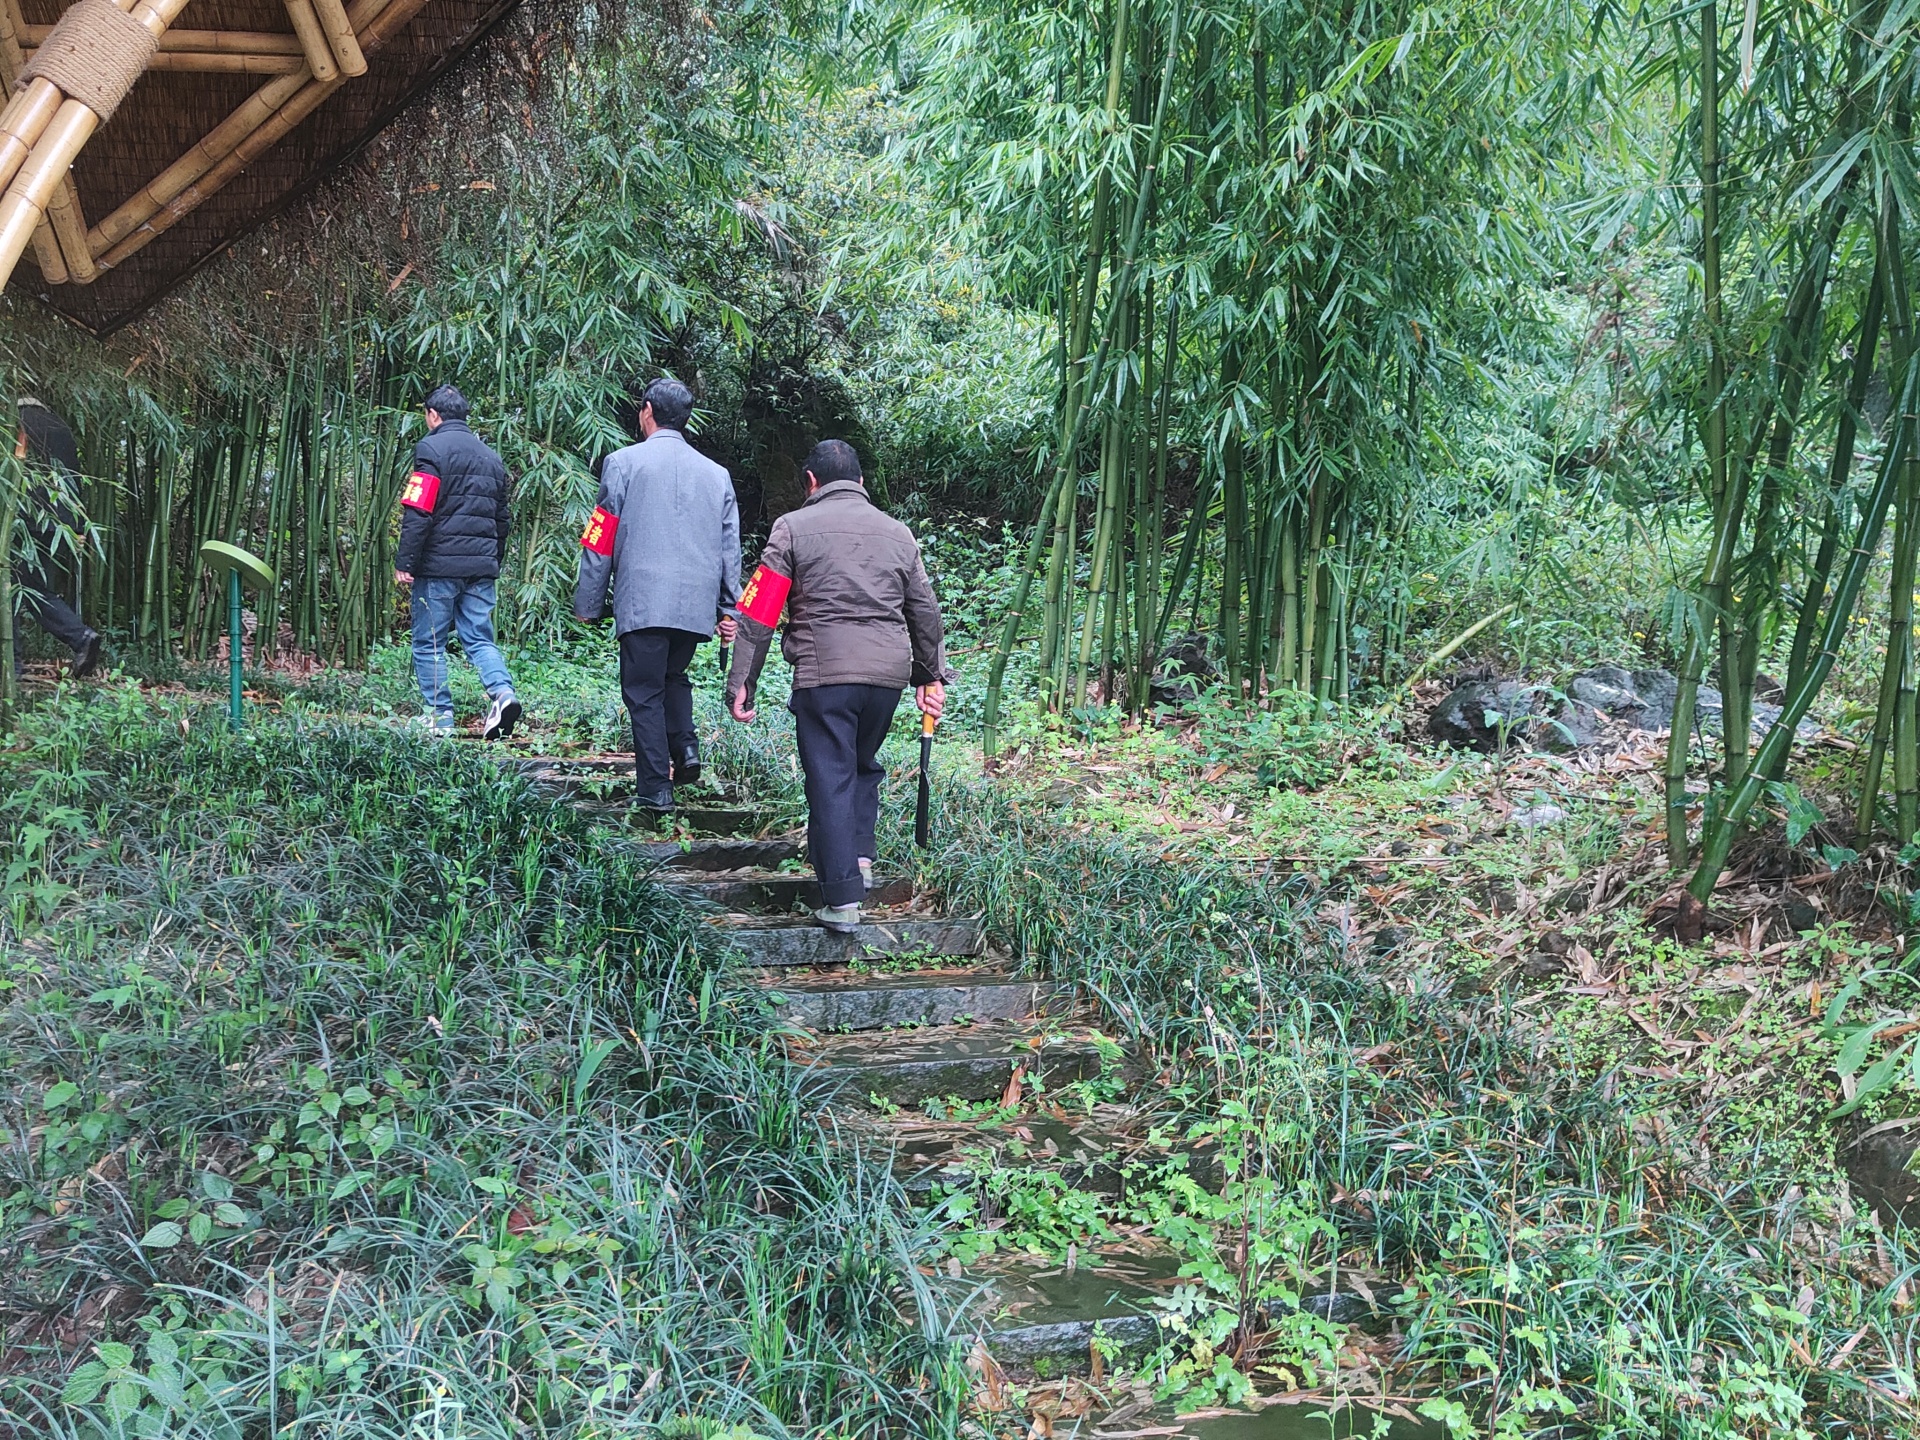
[{"xmin": 198, "ymin": 540, "xmax": 275, "ymax": 731}]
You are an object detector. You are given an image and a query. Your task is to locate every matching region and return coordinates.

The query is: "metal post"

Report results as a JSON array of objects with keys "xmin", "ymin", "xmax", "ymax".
[{"xmin": 228, "ymin": 566, "xmax": 243, "ymax": 731}]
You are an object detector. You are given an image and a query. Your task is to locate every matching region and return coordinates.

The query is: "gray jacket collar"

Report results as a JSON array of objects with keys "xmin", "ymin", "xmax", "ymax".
[{"xmin": 645, "ymin": 428, "xmax": 687, "ymax": 445}]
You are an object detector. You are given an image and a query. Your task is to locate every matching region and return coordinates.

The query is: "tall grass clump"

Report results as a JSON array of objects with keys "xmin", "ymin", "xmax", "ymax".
[{"xmin": 0, "ymin": 684, "xmax": 964, "ymax": 1438}]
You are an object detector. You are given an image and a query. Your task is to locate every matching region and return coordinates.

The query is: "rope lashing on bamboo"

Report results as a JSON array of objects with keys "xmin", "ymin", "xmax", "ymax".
[{"xmin": 16, "ymin": 0, "xmax": 156, "ymax": 123}]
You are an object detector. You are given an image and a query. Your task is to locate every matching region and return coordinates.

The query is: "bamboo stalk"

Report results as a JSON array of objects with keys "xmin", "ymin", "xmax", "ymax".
[
  {"xmin": 19, "ymin": 41, "xmax": 306, "ymax": 70},
  {"xmin": 308, "ymin": 0, "xmax": 366, "ymax": 76},
  {"xmin": 0, "ymin": 454, "xmax": 20, "ymax": 728},
  {"xmin": 1788, "ymin": 274, "xmax": 1884, "ymax": 696},
  {"xmin": 1666, "ymin": 0, "xmax": 1727, "ymax": 868},
  {"xmin": 148, "ymin": 51, "xmax": 308, "ymax": 73},
  {"xmin": 0, "ymin": 82, "xmax": 67, "ymax": 202},
  {"xmin": 45, "ymin": 174, "xmax": 95, "ymax": 282},
  {"xmin": 1219, "ymin": 342, "xmax": 1245, "ymax": 690},
  {"xmin": 27, "ymin": 217, "xmax": 63, "ymax": 282},
  {"xmin": 281, "ymin": 0, "xmax": 339, "ymax": 82},
  {"xmin": 20, "ymin": 24, "xmax": 305, "ymax": 52}
]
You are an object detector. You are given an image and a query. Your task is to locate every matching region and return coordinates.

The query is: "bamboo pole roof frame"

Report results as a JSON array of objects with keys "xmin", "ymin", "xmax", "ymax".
[{"xmin": 0, "ymin": 0, "xmax": 524, "ymax": 334}]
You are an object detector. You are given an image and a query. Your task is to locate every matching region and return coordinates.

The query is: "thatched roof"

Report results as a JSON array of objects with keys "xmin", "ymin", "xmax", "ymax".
[{"xmin": 2, "ymin": 0, "xmax": 523, "ymax": 335}]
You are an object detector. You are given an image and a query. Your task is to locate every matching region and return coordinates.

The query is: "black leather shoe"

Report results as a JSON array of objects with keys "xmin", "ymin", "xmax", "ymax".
[
  {"xmin": 670, "ymin": 745, "xmax": 701, "ymax": 786},
  {"xmin": 70, "ymin": 630, "xmax": 101, "ymax": 678},
  {"xmin": 633, "ymin": 791, "xmax": 675, "ymax": 812}
]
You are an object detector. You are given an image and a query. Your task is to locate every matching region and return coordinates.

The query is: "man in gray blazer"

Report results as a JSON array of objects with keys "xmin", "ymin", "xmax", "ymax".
[{"xmin": 574, "ymin": 378, "xmax": 740, "ymax": 809}]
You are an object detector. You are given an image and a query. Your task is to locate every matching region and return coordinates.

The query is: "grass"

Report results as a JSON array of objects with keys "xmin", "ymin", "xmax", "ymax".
[
  {"xmin": 0, "ymin": 679, "xmax": 965, "ymax": 1438},
  {"xmin": 17, "ymin": 588, "xmax": 1920, "ymax": 1435}
]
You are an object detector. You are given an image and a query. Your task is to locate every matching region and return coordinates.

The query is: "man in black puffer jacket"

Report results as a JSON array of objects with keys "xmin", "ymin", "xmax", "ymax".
[{"xmin": 394, "ymin": 384, "xmax": 522, "ymax": 738}]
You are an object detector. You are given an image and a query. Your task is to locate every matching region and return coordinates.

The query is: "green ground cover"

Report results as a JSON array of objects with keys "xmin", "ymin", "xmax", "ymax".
[
  {"xmin": 10, "ymin": 607, "xmax": 1920, "ymax": 1437},
  {"xmin": 0, "ymin": 680, "xmax": 960, "ymax": 1438}
]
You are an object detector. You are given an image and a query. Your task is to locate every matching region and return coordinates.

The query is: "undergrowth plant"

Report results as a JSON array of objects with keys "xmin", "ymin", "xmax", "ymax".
[
  {"xmin": 828, "ymin": 752, "xmax": 1920, "ymax": 1436},
  {"xmin": 0, "ymin": 683, "xmax": 965, "ymax": 1438}
]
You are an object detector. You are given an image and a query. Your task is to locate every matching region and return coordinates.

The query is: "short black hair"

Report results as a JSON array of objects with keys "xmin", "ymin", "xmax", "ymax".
[
  {"xmin": 424, "ymin": 383, "xmax": 470, "ymax": 421},
  {"xmin": 804, "ymin": 439, "xmax": 863, "ymax": 487},
  {"xmin": 643, "ymin": 378, "xmax": 695, "ymax": 430}
]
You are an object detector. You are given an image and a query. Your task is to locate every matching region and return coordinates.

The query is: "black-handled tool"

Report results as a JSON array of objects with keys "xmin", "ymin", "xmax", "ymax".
[
  {"xmin": 718, "ymin": 642, "xmax": 730, "ymax": 679},
  {"xmin": 914, "ymin": 711, "xmax": 936, "ymax": 848}
]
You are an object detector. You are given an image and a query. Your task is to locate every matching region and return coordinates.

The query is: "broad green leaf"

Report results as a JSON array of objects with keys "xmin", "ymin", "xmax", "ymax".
[
  {"xmin": 139, "ymin": 1222, "xmax": 184, "ymax": 1250},
  {"xmin": 59, "ymin": 1361, "xmax": 107, "ymax": 1405}
]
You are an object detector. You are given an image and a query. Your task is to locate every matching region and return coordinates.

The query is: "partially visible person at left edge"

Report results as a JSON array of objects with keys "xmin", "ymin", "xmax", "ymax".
[
  {"xmin": 12, "ymin": 396, "xmax": 100, "ymax": 678},
  {"xmin": 393, "ymin": 383, "xmax": 522, "ymax": 740}
]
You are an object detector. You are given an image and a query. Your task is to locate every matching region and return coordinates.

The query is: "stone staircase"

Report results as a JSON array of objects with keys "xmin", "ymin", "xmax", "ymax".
[
  {"xmin": 514, "ymin": 752, "xmax": 1432, "ymax": 1439},
  {"xmin": 515, "ymin": 753, "xmax": 1111, "ymax": 1109}
]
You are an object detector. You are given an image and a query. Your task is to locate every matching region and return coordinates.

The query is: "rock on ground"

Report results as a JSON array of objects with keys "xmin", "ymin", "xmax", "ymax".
[{"xmin": 1431, "ymin": 665, "xmax": 1818, "ymax": 752}]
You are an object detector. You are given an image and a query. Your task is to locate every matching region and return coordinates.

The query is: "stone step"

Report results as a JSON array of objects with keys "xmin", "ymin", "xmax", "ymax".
[
  {"xmin": 639, "ymin": 837, "xmax": 802, "ymax": 871},
  {"xmin": 528, "ymin": 770, "xmax": 742, "ymax": 804},
  {"xmin": 957, "ymin": 1249, "xmax": 1177, "ymax": 1376},
  {"xmin": 576, "ymin": 802, "xmax": 763, "ymax": 835},
  {"xmin": 665, "ymin": 869, "xmax": 915, "ymax": 912},
  {"xmin": 1171, "ymin": 1404, "xmax": 1442, "ymax": 1439},
  {"xmin": 507, "ymin": 754, "xmax": 629, "ymax": 774},
  {"xmin": 718, "ymin": 917, "xmax": 984, "ymax": 967},
  {"xmin": 761, "ymin": 969, "xmax": 1071, "ymax": 1031},
  {"xmin": 787, "ymin": 1020, "xmax": 1112, "ymax": 1106},
  {"xmin": 871, "ymin": 1108, "xmax": 1223, "ymax": 1196},
  {"xmin": 954, "ymin": 1249, "xmax": 1387, "ymax": 1379}
]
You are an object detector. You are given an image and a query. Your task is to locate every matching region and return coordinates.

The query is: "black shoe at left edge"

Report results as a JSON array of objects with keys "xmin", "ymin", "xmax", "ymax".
[
  {"xmin": 670, "ymin": 745, "xmax": 701, "ymax": 786},
  {"xmin": 70, "ymin": 630, "xmax": 101, "ymax": 678}
]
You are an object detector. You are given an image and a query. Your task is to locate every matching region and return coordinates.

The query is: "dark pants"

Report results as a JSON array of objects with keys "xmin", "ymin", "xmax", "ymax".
[
  {"xmin": 790, "ymin": 683, "xmax": 903, "ymax": 907},
  {"xmin": 15, "ymin": 572, "xmax": 90, "ymax": 651},
  {"xmin": 620, "ymin": 627, "xmax": 703, "ymax": 804}
]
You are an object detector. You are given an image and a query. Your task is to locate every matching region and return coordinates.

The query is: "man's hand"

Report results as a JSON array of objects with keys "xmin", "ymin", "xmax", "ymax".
[
  {"xmin": 393, "ymin": 570, "xmax": 413, "ymax": 586},
  {"xmin": 717, "ymin": 615, "xmax": 738, "ymax": 643},
  {"xmin": 574, "ymin": 612, "xmax": 596, "ymax": 624},
  {"xmin": 916, "ymin": 681, "xmax": 945, "ymax": 720},
  {"xmin": 729, "ymin": 688, "xmax": 756, "ymax": 724}
]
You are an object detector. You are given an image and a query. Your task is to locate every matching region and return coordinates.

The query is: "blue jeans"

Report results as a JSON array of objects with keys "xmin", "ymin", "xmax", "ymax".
[{"xmin": 410, "ymin": 578, "xmax": 514, "ymax": 724}]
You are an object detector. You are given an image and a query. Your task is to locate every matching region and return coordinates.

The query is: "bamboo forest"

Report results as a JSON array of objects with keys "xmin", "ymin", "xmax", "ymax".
[{"xmin": 15, "ymin": 0, "xmax": 1920, "ymax": 1435}]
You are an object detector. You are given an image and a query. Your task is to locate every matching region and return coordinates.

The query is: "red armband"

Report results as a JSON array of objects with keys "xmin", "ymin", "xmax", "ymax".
[
  {"xmin": 400, "ymin": 470, "xmax": 440, "ymax": 512},
  {"xmin": 580, "ymin": 507, "xmax": 618, "ymax": 556},
  {"xmin": 737, "ymin": 565, "xmax": 791, "ymax": 626}
]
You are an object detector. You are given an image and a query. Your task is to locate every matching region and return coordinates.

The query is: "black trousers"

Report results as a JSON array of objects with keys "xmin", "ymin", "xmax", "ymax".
[
  {"xmin": 15, "ymin": 572, "xmax": 90, "ymax": 651},
  {"xmin": 620, "ymin": 627, "xmax": 703, "ymax": 804},
  {"xmin": 790, "ymin": 683, "xmax": 903, "ymax": 908}
]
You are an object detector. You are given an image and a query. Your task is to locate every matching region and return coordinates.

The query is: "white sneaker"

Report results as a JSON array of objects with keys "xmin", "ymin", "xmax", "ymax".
[
  {"xmin": 813, "ymin": 903, "xmax": 861, "ymax": 934},
  {"xmin": 413, "ymin": 712, "xmax": 455, "ymax": 737},
  {"xmin": 483, "ymin": 689, "xmax": 523, "ymax": 741}
]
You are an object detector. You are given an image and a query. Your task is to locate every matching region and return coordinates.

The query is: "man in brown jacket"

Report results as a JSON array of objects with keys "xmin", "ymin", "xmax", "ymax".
[{"xmin": 727, "ymin": 440, "xmax": 948, "ymax": 932}]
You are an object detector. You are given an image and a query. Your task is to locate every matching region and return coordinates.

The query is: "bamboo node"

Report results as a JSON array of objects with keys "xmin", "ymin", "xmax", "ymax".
[{"xmin": 17, "ymin": 0, "xmax": 157, "ymax": 122}]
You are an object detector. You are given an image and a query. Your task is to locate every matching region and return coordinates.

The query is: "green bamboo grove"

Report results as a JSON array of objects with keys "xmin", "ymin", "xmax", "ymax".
[
  {"xmin": 893, "ymin": 0, "xmax": 1573, "ymax": 751},
  {"xmin": 1641, "ymin": 0, "xmax": 1920, "ymax": 904}
]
